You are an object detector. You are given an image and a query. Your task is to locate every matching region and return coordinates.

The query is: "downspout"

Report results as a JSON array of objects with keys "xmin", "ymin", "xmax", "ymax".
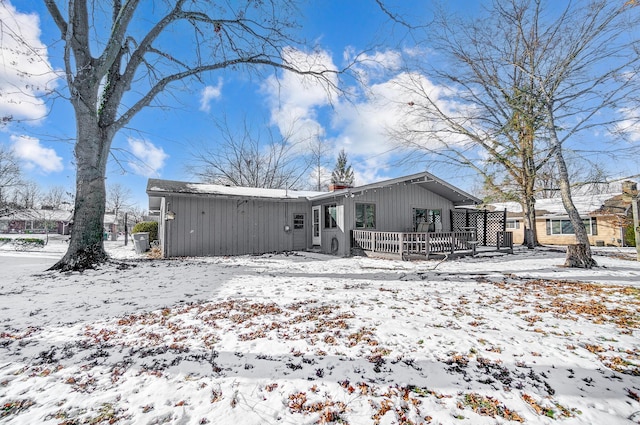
[{"xmin": 163, "ymin": 199, "xmax": 170, "ymax": 258}]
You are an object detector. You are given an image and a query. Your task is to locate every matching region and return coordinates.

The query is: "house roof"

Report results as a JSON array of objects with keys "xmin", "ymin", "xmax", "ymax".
[
  {"xmin": 490, "ymin": 192, "xmax": 631, "ymax": 218},
  {"xmin": 309, "ymin": 172, "xmax": 482, "ymax": 206},
  {"xmin": 147, "ymin": 172, "xmax": 481, "ymax": 212},
  {"xmin": 592, "ymin": 193, "xmax": 635, "ymax": 215},
  {"xmin": 147, "ymin": 179, "xmax": 325, "ymax": 212},
  {"xmin": 0, "ymin": 209, "xmax": 73, "ymax": 222},
  {"xmin": 103, "ymin": 214, "xmax": 118, "ymax": 225}
]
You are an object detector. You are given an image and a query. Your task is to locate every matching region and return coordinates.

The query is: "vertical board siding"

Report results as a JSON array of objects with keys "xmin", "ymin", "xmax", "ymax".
[
  {"xmin": 164, "ymin": 195, "xmax": 307, "ymax": 257},
  {"xmin": 313, "ymin": 183, "xmax": 456, "ymax": 256},
  {"xmin": 346, "ymin": 183, "xmax": 453, "ymax": 233},
  {"xmin": 161, "ymin": 182, "xmax": 460, "ymax": 257}
]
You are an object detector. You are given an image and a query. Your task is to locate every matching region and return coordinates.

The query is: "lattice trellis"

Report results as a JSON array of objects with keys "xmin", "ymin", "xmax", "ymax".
[{"xmin": 450, "ymin": 209, "xmax": 507, "ymax": 246}]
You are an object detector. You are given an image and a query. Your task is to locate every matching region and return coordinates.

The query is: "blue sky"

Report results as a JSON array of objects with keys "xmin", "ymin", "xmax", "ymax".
[{"xmin": 1, "ymin": 1, "xmax": 638, "ymax": 210}]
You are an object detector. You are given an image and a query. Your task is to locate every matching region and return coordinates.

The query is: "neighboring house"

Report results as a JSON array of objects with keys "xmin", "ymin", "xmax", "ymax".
[
  {"xmin": 0, "ymin": 208, "xmax": 73, "ymax": 235},
  {"xmin": 0, "ymin": 208, "xmax": 125, "ymax": 238},
  {"xmin": 146, "ymin": 172, "xmax": 482, "ymax": 258},
  {"xmin": 487, "ymin": 181, "xmax": 638, "ymax": 247},
  {"xmin": 103, "ymin": 213, "xmax": 119, "ymax": 235}
]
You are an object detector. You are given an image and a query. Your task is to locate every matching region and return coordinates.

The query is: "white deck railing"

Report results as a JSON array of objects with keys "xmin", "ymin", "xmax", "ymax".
[{"xmin": 352, "ymin": 230, "xmax": 478, "ymax": 258}]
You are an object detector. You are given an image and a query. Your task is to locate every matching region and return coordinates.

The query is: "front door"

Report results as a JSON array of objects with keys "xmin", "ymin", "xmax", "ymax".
[{"xmin": 312, "ymin": 206, "xmax": 321, "ymax": 246}]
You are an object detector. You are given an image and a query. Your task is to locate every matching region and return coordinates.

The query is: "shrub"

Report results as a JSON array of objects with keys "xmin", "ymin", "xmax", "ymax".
[
  {"xmin": 624, "ymin": 224, "xmax": 636, "ymax": 247},
  {"xmin": 11, "ymin": 238, "xmax": 45, "ymax": 250},
  {"xmin": 132, "ymin": 221, "xmax": 158, "ymax": 242}
]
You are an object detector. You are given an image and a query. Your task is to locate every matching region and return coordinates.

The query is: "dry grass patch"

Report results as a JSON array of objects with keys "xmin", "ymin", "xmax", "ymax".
[{"xmin": 459, "ymin": 392, "xmax": 524, "ymax": 422}]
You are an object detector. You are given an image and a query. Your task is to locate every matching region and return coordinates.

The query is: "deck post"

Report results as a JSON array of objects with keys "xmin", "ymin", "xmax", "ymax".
[
  {"xmin": 398, "ymin": 233, "xmax": 404, "ymax": 257},
  {"xmin": 425, "ymin": 233, "xmax": 430, "ymax": 259},
  {"xmin": 372, "ymin": 232, "xmax": 376, "ymax": 253},
  {"xmin": 450, "ymin": 233, "xmax": 455, "ymax": 255},
  {"xmin": 502, "ymin": 209, "xmax": 507, "ymax": 231},
  {"xmin": 483, "ymin": 211, "xmax": 488, "ymax": 246}
]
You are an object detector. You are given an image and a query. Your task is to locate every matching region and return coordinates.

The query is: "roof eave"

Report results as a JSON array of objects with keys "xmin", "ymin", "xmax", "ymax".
[{"xmin": 309, "ymin": 172, "xmax": 481, "ymax": 205}]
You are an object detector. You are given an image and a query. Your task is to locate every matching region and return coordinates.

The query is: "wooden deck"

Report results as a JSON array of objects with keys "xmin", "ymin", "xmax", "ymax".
[{"xmin": 352, "ymin": 230, "xmax": 513, "ymax": 260}]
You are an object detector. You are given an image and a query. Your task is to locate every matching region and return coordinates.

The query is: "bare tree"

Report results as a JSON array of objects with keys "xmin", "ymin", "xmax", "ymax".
[
  {"xmin": 391, "ymin": 2, "xmax": 554, "ymax": 248},
  {"xmin": 41, "ymin": 185, "xmax": 71, "ymax": 209},
  {"xmin": 308, "ymin": 135, "xmax": 333, "ymax": 191},
  {"xmin": 107, "ymin": 183, "xmax": 132, "ymax": 215},
  {"xmin": 0, "ymin": 144, "xmax": 22, "ymax": 215},
  {"xmin": 536, "ymin": 158, "xmax": 610, "ymax": 199},
  {"xmin": 29, "ymin": 1, "xmax": 342, "ymax": 270},
  {"xmin": 526, "ymin": 1, "xmax": 640, "ymax": 267},
  {"xmin": 190, "ymin": 115, "xmax": 311, "ymax": 189},
  {"xmin": 13, "ymin": 180, "xmax": 40, "ymax": 209},
  {"xmin": 126, "ymin": 205, "xmax": 147, "ymax": 225},
  {"xmin": 391, "ymin": 0, "xmax": 640, "ymax": 262}
]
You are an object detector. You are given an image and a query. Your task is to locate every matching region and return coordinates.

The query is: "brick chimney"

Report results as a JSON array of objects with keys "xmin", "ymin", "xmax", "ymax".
[{"xmin": 328, "ymin": 183, "xmax": 352, "ymax": 192}]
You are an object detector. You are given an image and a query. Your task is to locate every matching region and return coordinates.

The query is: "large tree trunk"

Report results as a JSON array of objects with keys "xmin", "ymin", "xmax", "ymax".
[
  {"xmin": 556, "ymin": 156, "xmax": 596, "ymax": 268},
  {"xmin": 564, "ymin": 244, "xmax": 593, "ymax": 268},
  {"xmin": 522, "ymin": 195, "xmax": 538, "ymax": 249},
  {"xmin": 520, "ymin": 109, "xmax": 540, "ymax": 249},
  {"xmin": 49, "ymin": 113, "xmax": 112, "ymax": 271},
  {"xmin": 548, "ymin": 115, "xmax": 596, "ymax": 268}
]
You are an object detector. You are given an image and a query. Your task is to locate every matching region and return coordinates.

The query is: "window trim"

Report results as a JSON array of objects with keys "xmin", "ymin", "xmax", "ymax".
[
  {"xmin": 293, "ymin": 213, "xmax": 305, "ymax": 230},
  {"xmin": 546, "ymin": 217, "xmax": 596, "ymax": 235},
  {"xmin": 413, "ymin": 208, "xmax": 442, "ymax": 232},
  {"xmin": 505, "ymin": 219, "xmax": 520, "ymax": 230},
  {"xmin": 324, "ymin": 204, "xmax": 338, "ymax": 229},
  {"xmin": 355, "ymin": 202, "xmax": 376, "ymax": 229}
]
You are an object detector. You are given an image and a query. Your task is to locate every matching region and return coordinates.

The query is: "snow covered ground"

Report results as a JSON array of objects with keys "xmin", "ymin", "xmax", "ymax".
[{"xmin": 1, "ymin": 236, "xmax": 639, "ymax": 424}]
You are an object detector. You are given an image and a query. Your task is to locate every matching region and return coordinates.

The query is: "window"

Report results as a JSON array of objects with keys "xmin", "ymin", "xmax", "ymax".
[
  {"xmin": 293, "ymin": 214, "xmax": 304, "ymax": 230},
  {"xmin": 546, "ymin": 218, "xmax": 597, "ymax": 235},
  {"xmin": 355, "ymin": 203, "xmax": 376, "ymax": 229},
  {"xmin": 413, "ymin": 208, "xmax": 442, "ymax": 232},
  {"xmin": 506, "ymin": 220, "xmax": 520, "ymax": 229},
  {"xmin": 324, "ymin": 204, "xmax": 337, "ymax": 229}
]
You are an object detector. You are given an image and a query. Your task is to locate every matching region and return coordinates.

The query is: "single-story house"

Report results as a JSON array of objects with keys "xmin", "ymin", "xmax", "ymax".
[
  {"xmin": 0, "ymin": 208, "xmax": 72, "ymax": 235},
  {"xmin": 486, "ymin": 181, "xmax": 638, "ymax": 247},
  {"xmin": 146, "ymin": 172, "xmax": 483, "ymax": 258},
  {"xmin": 0, "ymin": 208, "xmax": 127, "ymax": 238},
  {"xmin": 103, "ymin": 213, "xmax": 120, "ymax": 235}
]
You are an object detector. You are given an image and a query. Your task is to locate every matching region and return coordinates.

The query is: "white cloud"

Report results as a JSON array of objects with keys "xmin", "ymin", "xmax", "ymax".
[
  {"xmin": 0, "ymin": 1, "xmax": 59, "ymax": 122},
  {"xmin": 258, "ymin": 47, "xmax": 407, "ymax": 184},
  {"xmin": 262, "ymin": 48, "xmax": 339, "ymax": 145},
  {"xmin": 323, "ymin": 76, "xmax": 411, "ymax": 181},
  {"xmin": 10, "ymin": 134, "xmax": 63, "ymax": 173},
  {"xmin": 260, "ymin": 46, "xmax": 467, "ymax": 185},
  {"xmin": 127, "ymin": 138, "xmax": 168, "ymax": 177},
  {"xmin": 199, "ymin": 79, "xmax": 223, "ymax": 112},
  {"xmin": 341, "ymin": 71, "xmax": 469, "ymax": 148},
  {"xmin": 346, "ymin": 48, "xmax": 403, "ymax": 86},
  {"xmin": 614, "ymin": 107, "xmax": 640, "ymax": 142},
  {"xmin": 325, "ymin": 69, "xmax": 474, "ymax": 185}
]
